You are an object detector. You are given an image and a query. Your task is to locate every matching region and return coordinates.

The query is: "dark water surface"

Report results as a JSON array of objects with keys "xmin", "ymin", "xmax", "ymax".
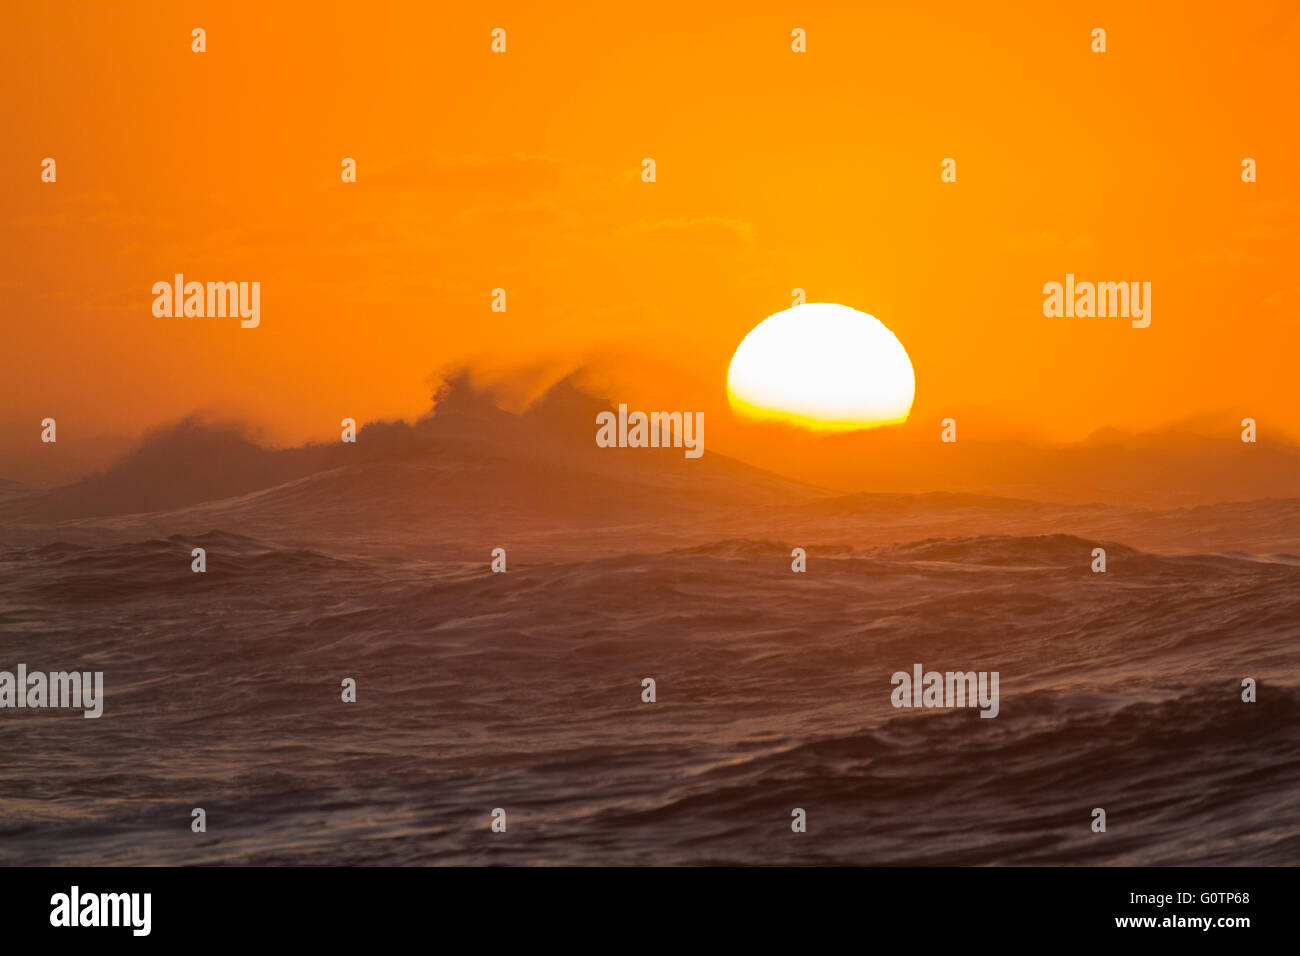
[{"xmin": 2, "ymin": 529, "xmax": 1295, "ymax": 865}]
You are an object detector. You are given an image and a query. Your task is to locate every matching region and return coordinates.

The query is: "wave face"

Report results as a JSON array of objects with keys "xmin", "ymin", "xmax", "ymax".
[{"xmin": 1, "ymin": 529, "xmax": 1295, "ymax": 865}]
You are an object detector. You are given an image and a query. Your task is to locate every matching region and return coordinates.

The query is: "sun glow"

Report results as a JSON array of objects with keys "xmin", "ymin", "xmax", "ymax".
[{"xmin": 726, "ymin": 303, "xmax": 915, "ymax": 432}]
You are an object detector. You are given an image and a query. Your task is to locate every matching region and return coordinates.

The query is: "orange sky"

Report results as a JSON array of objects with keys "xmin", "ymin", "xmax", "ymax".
[{"xmin": 2, "ymin": 1, "xmax": 1298, "ymax": 481}]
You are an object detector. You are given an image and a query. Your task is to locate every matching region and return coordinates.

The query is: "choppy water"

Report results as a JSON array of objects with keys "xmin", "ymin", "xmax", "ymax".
[{"xmin": 1, "ymin": 529, "xmax": 1295, "ymax": 865}]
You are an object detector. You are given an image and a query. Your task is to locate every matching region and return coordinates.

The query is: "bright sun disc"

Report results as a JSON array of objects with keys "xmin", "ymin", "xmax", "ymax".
[{"xmin": 726, "ymin": 303, "xmax": 915, "ymax": 431}]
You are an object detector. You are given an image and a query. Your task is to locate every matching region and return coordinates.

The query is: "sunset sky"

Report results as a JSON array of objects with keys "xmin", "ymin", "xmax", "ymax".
[{"xmin": 2, "ymin": 1, "xmax": 1298, "ymax": 483}]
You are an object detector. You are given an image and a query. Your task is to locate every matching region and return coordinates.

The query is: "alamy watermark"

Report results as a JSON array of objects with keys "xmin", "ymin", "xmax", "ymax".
[
  {"xmin": 595, "ymin": 404, "xmax": 704, "ymax": 458},
  {"xmin": 50, "ymin": 886, "xmax": 150, "ymax": 936},
  {"xmin": 890, "ymin": 663, "xmax": 999, "ymax": 718},
  {"xmin": 152, "ymin": 274, "xmax": 260, "ymax": 328},
  {"xmin": 0, "ymin": 665, "xmax": 103, "ymax": 718},
  {"xmin": 1043, "ymin": 273, "xmax": 1150, "ymax": 328}
]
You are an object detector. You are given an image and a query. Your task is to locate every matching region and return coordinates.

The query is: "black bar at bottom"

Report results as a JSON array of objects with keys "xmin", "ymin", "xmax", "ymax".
[{"xmin": 0, "ymin": 866, "xmax": 1284, "ymax": 942}]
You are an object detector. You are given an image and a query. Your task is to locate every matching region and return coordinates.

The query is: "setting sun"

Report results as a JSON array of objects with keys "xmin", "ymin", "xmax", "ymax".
[{"xmin": 726, "ymin": 303, "xmax": 916, "ymax": 432}]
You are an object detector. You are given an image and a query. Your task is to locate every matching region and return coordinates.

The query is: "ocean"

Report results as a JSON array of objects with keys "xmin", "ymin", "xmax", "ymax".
[{"xmin": 1, "ymin": 387, "xmax": 1296, "ymax": 865}]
